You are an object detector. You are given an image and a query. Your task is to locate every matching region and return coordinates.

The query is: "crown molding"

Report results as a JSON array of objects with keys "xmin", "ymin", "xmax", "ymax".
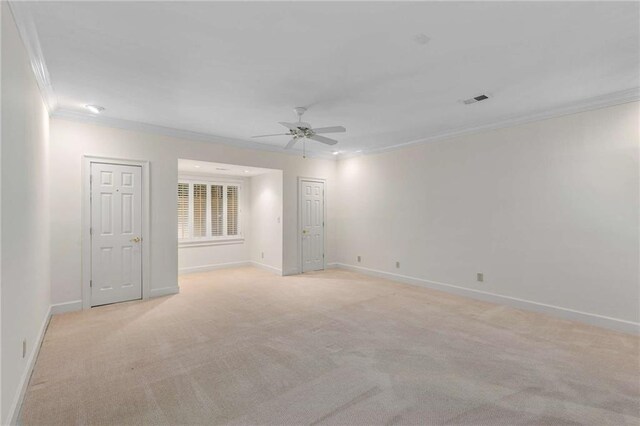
[
  {"xmin": 345, "ymin": 87, "xmax": 640, "ymax": 159},
  {"xmin": 51, "ymin": 85, "xmax": 640, "ymax": 162},
  {"xmin": 8, "ymin": 1, "xmax": 58, "ymax": 113},
  {"xmin": 52, "ymin": 109, "xmax": 337, "ymax": 160}
]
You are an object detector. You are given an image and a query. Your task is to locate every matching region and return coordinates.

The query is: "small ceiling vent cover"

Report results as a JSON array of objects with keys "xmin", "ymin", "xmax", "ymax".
[{"xmin": 463, "ymin": 94, "xmax": 490, "ymax": 105}]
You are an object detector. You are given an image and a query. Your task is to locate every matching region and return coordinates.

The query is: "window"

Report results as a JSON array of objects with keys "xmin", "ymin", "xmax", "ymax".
[
  {"xmin": 177, "ymin": 183, "xmax": 189, "ymax": 239},
  {"xmin": 177, "ymin": 179, "xmax": 242, "ymax": 244},
  {"xmin": 227, "ymin": 185, "xmax": 238, "ymax": 236},
  {"xmin": 193, "ymin": 184, "xmax": 207, "ymax": 237},
  {"xmin": 211, "ymin": 185, "xmax": 223, "ymax": 236}
]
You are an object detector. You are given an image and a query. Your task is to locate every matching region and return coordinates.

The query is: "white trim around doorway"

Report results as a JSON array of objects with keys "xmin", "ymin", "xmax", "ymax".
[
  {"xmin": 297, "ymin": 176, "xmax": 327, "ymax": 274},
  {"xmin": 81, "ymin": 156, "xmax": 151, "ymax": 310}
]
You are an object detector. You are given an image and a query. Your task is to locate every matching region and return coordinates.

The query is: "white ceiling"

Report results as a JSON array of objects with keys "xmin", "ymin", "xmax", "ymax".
[
  {"xmin": 178, "ymin": 159, "xmax": 276, "ymax": 177},
  {"xmin": 16, "ymin": 1, "xmax": 640, "ymax": 155}
]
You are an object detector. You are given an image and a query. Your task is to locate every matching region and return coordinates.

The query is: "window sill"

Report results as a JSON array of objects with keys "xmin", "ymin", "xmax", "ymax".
[{"xmin": 179, "ymin": 238, "xmax": 245, "ymax": 248}]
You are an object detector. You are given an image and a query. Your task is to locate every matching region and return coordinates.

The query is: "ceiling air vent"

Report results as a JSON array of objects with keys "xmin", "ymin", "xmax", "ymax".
[{"xmin": 463, "ymin": 94, "xmax": 490, "ymax": 105}]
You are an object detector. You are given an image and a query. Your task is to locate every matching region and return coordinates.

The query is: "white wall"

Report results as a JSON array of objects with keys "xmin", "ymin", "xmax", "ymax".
[
  {"xmin": 0, "ymin": 5, "xmax": 3, "ymax": 418},
  {"xmin": 179, "ymin": 241, "xmax": 249, "ymax": 273},
  {"xmin": 49, "ymin": 118, "xmax": 337, "ymax": 305},
  {"xmin": 336, "ymin": 102, "xmax": 640, "ymax": 332},
  {"xmin": 178, "ymin": 175, "xmax": 252, "ymax": 273},
  {"xmin": 1, "ymin": 4, "xmax": 51, "ymax": 423},
  {"xmin": 250, "ymin": 171, "xmax": 284, "ymax": 273}
]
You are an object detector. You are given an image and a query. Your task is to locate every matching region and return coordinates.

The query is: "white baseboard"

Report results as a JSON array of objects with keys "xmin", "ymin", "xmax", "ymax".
[
  {"xmin": 333, "ymin": 263, "xmax": 640, "ymax": 335},
  {"xmin": 51, "ymin": 300, "xmax": 82, "ymax": 315},
  {"xmin": 250, "ymin": 261, "xmax": 283, "ymax": 275},
  {"xmin": 283, "ymin": 263, "xmax": 340, "ymax": 276},
  {"xmin": 149, "ymin": 286, "xmax": 180, "ymax": 298},
  {"xmin": 179, "ymin": 260, "xmax": 251, "ymax": 275},
  {"xmin": 6, "ymin": 305, "xmax": 52, "ymax": 425}
]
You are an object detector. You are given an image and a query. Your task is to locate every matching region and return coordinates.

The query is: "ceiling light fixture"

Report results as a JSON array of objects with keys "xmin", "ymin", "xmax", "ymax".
[
  {"xmin": 333, "ymin": 151, "xmax": 340, "ymax": 155},
  {"xmin": 194, "ymin": 165, "xmax": 201, "ymax": 168},
  {"xmin": 85, "ymin": 104, "xmax": 104, "ymax": 114},
  {"xmin": 244, "ymin": 170, "xmax": 250, "ymax": 173}
]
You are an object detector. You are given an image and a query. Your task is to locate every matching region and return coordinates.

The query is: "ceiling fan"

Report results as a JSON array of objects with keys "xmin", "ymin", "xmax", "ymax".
[{"xmin": 252, "ymin": 107, "xmax": 346, "ymax": 157}]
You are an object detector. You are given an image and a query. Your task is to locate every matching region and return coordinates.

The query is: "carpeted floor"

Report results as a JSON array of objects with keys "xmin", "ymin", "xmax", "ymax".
[{"xmin": 21, "ymin": 267, "xmax": 639, "ymax": 425}]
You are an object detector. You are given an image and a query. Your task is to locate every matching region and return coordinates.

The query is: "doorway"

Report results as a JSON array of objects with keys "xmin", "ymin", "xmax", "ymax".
[
  {"xmin": 83, "ymin": 157, "xmax": 149, "ymax": 308},
  {"xmin": 299, "ymin": 178, "xmax": 325, "ymax": 272},
  {"xmin": 177, "ymin": 159, "xmax": 284, "ymax": 275}
]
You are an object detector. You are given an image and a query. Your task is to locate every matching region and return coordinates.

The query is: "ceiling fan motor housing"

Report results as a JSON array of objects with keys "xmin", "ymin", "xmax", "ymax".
[
  {"xmin": 293, "ymin": 123, "xmax": 312, "ymax": 131},
  {"xmin": 288, "ymin": 123, "xmax": 314, "ymax": 139}
]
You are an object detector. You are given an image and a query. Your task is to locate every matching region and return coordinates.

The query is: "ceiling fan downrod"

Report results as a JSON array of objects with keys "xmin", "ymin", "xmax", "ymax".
[{"xmin": 294, "ymin": 106, "xmax": 307, "ymax": 123}]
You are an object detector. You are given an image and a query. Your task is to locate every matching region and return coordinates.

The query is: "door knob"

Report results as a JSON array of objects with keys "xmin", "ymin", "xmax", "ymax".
[{"xmin": 131, "ymin": 236, "xmax": 141, "ymax": 243}]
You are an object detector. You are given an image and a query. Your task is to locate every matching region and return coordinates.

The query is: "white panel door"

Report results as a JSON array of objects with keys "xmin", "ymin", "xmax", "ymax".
[
  {"xmin": 91, "ymin": 163, "xmax": 142, "ymax": 306},
  {"xmin": 301, "ymin": 180, "xmax": 324, "ymax": 272}
]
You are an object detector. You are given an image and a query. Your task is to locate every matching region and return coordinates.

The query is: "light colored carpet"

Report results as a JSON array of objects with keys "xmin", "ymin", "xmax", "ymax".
[{"xmin": 21, "ymin": 267, "xmax": 639, "ymax": 425}]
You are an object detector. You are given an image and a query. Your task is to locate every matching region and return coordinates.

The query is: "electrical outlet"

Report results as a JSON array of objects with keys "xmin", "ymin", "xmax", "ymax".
[
  {"xmin": 261, "ymin": 252, "xmax": 264, "ymax": 259},
  {"xmin": 357, "ymin": 256, "xmax": 361, "ymax": 263},
  {"xmin": 396, "ymin": 261, "xmax": 400, "ymax": 268},
  {"xmin": 22, "ymin": 340, "xmax": 26, "ymax": 358},
  {"xmin": 477, "ymin": 273, "xmax": 484, "ymax": 282}
]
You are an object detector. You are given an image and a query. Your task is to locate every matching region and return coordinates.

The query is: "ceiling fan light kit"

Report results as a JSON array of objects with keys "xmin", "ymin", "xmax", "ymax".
[{"xmin": 252, "ymin": 107, "xmax": 346, "ymax": 157}]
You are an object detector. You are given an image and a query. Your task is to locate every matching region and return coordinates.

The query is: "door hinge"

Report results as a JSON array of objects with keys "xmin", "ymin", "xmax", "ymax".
[
  {"xmin": 90, "ymin": 280, "xmax": 93, "ymax": 288},
  {"xmin": 90, "ymin": 227, "xmax": 93, "ymax": 236}
]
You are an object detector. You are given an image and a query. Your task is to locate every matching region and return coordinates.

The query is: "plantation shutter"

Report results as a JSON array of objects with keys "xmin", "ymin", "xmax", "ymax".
[
  {"xmin": 211, "ymin": 185, "xmax": 223, "ymax": 236},
  {"xmin": 193, "ymin": 183, "xmax": 207, "ymax": 237},
  {"xmin": 177, "ymin": 183, "xmax": 190, "ymax": 238},
  {"xmin": 227, "ymin": 185, "xmax": 239, "ymax": 236},
  {"xmin": 178, "ymin": 179, "xmax": 242, "ymax": 241}
]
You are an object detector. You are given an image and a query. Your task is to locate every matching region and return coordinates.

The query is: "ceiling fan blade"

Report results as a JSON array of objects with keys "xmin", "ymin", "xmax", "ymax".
[
  {"xmin": 311, "ymin": 126, "xmax": 346, "ymax": 134},
  {"xmin": 251, "ymin": 133, "xmax": 290, "ymax": 138},
  {"xmin": 279, "ymin": 122, "xmax": 299, "ymax": 130},
  {"xmin": 284, "ymin": 139, "xmax": 297, "ymax": 150},
  {"xmin": 309, "ymin": 135, "xmax": 338, "ymax": 145}
]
